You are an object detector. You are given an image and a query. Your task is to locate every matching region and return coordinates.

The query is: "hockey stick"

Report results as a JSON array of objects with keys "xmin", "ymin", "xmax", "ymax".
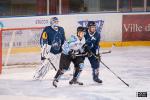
[
  {"xmin": 75, "ymin": 53, "xmax": 88, "ymax": 57},
  {"xmin": 99, "ymin": 43, "xmax": 115, "ymax": 54},
  {"xmin": 75, "ymin": 51, "xmax": 111, "ymax": 57},
  {"xmin": 48, "ymin": 58, "xmax": 57, "ymax": 71},
  {"xmin": 99, "ymin": 51, "xmax": 111, "ymax": 54},
  {"xmin": 100, "ymin": 60, "xmax": 129, "ymax": 87},
  {"xmin": 96, "ymin": 46, "xmax": 129, "ymax": 87}
]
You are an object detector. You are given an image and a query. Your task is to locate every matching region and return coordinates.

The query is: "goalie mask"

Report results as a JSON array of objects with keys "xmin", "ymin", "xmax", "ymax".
[{"xmin": 50, "ymin": 17, "xmax": 59, "ymax": 30}]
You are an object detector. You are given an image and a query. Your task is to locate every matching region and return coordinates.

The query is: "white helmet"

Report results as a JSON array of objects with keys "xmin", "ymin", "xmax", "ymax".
[
  {"xmin": 50, "ymin": 17, "xmax": 59, "ymax": 30},
  {"xmin": 50, "ymin": 17, "xmax": 59, "ymax": 25}
]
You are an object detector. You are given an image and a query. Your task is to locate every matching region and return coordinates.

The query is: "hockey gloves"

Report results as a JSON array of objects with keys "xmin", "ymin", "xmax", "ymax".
[
  {"xmin": 68, "ymin": 49, "xmax": 76, "ymax": 59},
  {"xmin": 82, "ymin": 44, "xmax": 92, "ymax": 57}
]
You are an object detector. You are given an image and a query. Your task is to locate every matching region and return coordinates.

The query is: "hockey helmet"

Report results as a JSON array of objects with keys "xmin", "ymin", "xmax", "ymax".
[
  {"xmin": 77, "ymin": 26, "xmax": 85, "ymax": 32},
  {"xmin": 50, "ymin": 17, "xmax": 59, "ymax": 25},
  {"xmin": 87, "ymin": 21, "xmax": 96, "ymax": 27}
]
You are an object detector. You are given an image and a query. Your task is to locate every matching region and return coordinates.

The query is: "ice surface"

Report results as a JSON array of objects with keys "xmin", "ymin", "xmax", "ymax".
[{"xmin": 0, "ymin": 46, "xmax": 150, "ymax": 100}]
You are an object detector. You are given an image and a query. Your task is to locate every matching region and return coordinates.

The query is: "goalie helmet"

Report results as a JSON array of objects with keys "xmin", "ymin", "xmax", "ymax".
[
  {"xmin": 50, "ymin": 17, "xmax": 59, "ymax": 30},
  {"xmin": 50, "ymin": 17, "xmax": 59, "ymax": 25}
]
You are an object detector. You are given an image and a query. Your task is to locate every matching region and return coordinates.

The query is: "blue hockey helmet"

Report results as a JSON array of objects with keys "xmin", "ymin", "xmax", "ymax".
[{"xmin": 87, "ymin": 21, "xmax": 96, "ymax": 27}]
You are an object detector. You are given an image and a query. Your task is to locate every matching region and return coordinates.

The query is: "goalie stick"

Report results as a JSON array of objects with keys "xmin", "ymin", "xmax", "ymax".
[{"xmin": 48, "ymin": 58, "xmax": 57, "ymax": 71}]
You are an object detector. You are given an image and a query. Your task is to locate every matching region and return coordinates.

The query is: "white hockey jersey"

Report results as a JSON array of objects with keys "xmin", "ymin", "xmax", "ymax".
[{"xmin": 62, "ymin": 35, "xmax": 86, "ymax": 55}]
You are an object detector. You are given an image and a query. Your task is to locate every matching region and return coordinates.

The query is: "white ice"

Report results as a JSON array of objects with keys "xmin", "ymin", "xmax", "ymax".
[{"xmin": 0, "ymin": 46, "xmax": 150, "ymax": 100}]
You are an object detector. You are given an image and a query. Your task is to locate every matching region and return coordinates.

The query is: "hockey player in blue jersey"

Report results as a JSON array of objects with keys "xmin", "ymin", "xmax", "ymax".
[
  {"xmin": 52, "ymin": 26, "xmax": 88, "ymax": 87},
  {"xmin": 84, "ymin": 21, "xmax": 102, "ymax": 83},
  {"xmin": 33, "ymin": 17, "xmax": 66, "ymax": 80}
]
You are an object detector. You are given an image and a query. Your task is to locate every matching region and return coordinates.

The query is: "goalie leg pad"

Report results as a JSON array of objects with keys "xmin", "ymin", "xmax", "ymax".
[{"xmin": 33, "ymin": 59, "xmax": 50, "ymax": 80}]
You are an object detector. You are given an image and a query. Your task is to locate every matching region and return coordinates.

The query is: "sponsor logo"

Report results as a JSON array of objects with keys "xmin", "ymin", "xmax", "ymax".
[
  {"xmin": 122, "ymin": 14, "xmax": 150, "ymax": 41},
  {"xmin": 78, "ymin": 20, "xmax": 104, "ymax": 33},
  {"xmin": 35, "ymin": 19, "xmax": 49, "ymax": 25},
  {"xmin": 123, "ymin": 24, "xmax": 150, "ymax": 32}
]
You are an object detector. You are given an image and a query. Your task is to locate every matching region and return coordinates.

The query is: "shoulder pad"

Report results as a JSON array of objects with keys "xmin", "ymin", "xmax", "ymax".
[
  {"xmin": 68, "ymin": 35, "xmax": 77, "ymax": 43},
  {"xmin": 58, "ymin": 26, "xmax": 64, "ymax": 31},
  {"xmin": 42, "ymin": 32, "xmax": 48, "ymax": 40}
]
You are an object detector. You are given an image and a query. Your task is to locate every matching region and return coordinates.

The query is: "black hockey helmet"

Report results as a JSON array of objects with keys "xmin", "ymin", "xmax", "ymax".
[
  {"xmin": 87, "ymin": 21, "xmax": 96, "ymax": 27},
  {"xmin": 77, "ymin": 26, "xmax": 85, "ymax": 32}
]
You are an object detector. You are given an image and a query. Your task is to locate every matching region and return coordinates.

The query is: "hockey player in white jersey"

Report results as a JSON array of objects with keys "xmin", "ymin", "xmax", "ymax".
[{"xmin": 52, "ymin": 26, "xmax": 89, "ymax": 87}]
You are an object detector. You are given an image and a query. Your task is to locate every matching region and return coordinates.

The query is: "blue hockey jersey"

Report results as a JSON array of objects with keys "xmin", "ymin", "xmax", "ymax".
[
  {"xmin": 40, "ymin": 26, "xmax": 66, "ymax": 54},
  {"xmin": 84, "ymin": 30, "xmax": 101, "ymax": 54}
]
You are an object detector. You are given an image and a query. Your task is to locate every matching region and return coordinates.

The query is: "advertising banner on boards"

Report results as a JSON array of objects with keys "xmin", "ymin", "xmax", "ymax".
[{"xmin": 122, "ymin": 14, "xmax": 150, "ymax": 41}]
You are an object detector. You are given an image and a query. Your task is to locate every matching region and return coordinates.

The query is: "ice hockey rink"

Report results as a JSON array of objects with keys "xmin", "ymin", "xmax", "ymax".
[{"xmin": 0, "ymin": 46, "xmax": 150, "ymax": 100}]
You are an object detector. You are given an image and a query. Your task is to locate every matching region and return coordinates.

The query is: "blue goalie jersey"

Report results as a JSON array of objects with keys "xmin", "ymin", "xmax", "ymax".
[{"xmin": 40, "ymin": 26, "xmax": 66, "ymax": 54}]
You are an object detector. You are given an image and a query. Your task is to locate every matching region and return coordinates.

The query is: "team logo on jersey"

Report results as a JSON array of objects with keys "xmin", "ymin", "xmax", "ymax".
[
  {"xmin": 78, "ymin": 20, "xmax": 104, "ymax": 34},
  {"xmin": 51, "ymin": 35, "xmax": 62, "ymax": 51},
  {"xmin": 42, "ymin": 32, "xmax": 48, "ymax": 39},
  {"xmin": 91, "ymin": 37, "xmax": 96, "ymax": 40}
]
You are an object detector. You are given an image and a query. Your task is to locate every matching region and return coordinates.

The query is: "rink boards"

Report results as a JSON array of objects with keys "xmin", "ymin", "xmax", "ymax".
[{"xmin": 0, "ymin": 12, "xmax": 150, "ymax": 55}]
